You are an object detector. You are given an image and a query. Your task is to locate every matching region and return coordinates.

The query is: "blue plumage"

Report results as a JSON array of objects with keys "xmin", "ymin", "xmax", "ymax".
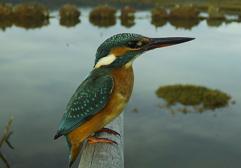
[
  {"xmin": 56, "ymin": 68, "xmax": 114, "ymax": 136},
  {"xmin": 54, "ymin": 33, "xmax": 194, "ymax": 167},
  {"xmin": 95, "ymin": 33, "xmax": 143, "ymax": 65}
]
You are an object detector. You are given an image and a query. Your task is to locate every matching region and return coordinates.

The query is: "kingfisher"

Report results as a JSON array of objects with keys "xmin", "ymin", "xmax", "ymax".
[{"xmin": 54, "ymin": 33, "xmax": 194, "ymax": 167}]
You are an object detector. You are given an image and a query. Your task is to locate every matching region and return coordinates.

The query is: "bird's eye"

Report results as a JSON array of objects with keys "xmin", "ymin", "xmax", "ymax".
[{"xmin": 127, "ymin": 41, "xmax": 142, "ymax": 48}]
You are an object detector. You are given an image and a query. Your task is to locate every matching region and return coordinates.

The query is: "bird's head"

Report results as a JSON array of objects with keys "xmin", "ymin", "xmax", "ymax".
[{"xmin": 94, "ymin": 33, "xmax": 194, "ymax": 69}]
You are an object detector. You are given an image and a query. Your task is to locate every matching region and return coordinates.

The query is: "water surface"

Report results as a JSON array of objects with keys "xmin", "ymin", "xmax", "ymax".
[{"xmin": 0, "ymin": 9, "xmax": 241, "ymax": 168}]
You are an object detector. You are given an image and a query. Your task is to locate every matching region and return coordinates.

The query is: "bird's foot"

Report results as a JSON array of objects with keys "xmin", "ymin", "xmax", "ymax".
[
  {"xmin": 95, "ymin": 128, "xmax": 120, "ymax": 136},
  {"xmin": 87, "ymin": 136, "xmax": 117, "ymax": 145}
]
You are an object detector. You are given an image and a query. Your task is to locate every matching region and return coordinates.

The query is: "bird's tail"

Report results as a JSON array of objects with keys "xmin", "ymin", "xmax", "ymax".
[{"xmin": 66, "ymin": 135, "xmax": 84, "ymax": 168}]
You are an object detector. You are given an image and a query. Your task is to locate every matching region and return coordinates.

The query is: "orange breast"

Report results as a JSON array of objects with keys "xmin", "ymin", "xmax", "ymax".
[{"xmin": 68, "ymin": 66, "xmax": 134, "ymax": 144}]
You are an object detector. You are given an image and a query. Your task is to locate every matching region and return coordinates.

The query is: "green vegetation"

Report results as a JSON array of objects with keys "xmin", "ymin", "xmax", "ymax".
[
  {"xmin": 59, "ymin": 4, "xmax": 80, "ymax": 27},
  {"xmin": 151, "ymin": 7, "xmax": 168, "ymax": 19},
  {"xmin": 0, "ymin": 3, "xmax": 50, "ymax": 29},
  {"xmin": 0, "ymin": 1, "xmax": 241, "ymax": 30},
  {"xmin": 169, "ymin": 18, "xmax": 200, "ymax": 30},
  {"xmin": 151, "ymin": 18, "xmax": 167, "ymax": 27},
  {"xmin": 60, "ymin": 18, "xmax": 80, "ymax": 27},
  {"xmin": 169, "ymin": 5, "xmax": 200, "ymax": 19},
  {"xmin": 151, "ymin": 6, "xmax": 201, "ymax": 29},
  {"xmin": 0, "ymin": 117, "xmax": 14, "ymax": 168},
  {"xmin": 120, "ymin": 17, "xmax": 135, "ymax": 28},
  {"xmin": 14, "ymin": 3, "xmax": 49, "ymax": 20},
  {"xmin": 0, "ymin": 19, "xmax": 13, "ymax": 31},
  {"xmin": 14, "ymin": 17, "xmax": 49, "ymax": 29},
  {"xmin": 120, "ymin": 6, "xmax": 136, "ymax": 28},
  {"xmin": 1, "ymin": 0, "xmax": 241, "ymax": 8},
  {"xmin": 156, "ymin": 84, "xmax": 231, "ymax": 112},
  {"xmin": 206, "ymin": 6, "xmax": 226, "ymax": 27},
  {"xmin": 207, "ymin": 18, "xmax": 224, "ymax": 27},
  {"xmin": 151, "ymin": 7, "xmax": 168, "ymax": 27},
  {"xmin": 0, "ymin": 3, "xmax": 13, "ymax": 19},
  {"xmin": 89, "ymin": 5, "xmax": 116, "ymax": 20},
  {"xmin": 219, "ymin": 4, "xmax": 241, "ymax": 14},
  {"xmin": 89, "ymin": 18, "xmax": 116, "ymax": 28},
  {"xmin": 0, "ymin": 4, "xmax": 13, "ymax": 30},
  {"xmin": 120, "ymin": 6, "xmax": 135, "ymax": 19},
  {"xmin": 208, "ymin": 6, "xmax": 225, "ymax": 19},
  {"xmin": 89, "ymin": 5, "xmax": 116, "ymax": 27},
  {"xmin": 59, "ymin": 4, "xmax": 80, "ymax": 19}
]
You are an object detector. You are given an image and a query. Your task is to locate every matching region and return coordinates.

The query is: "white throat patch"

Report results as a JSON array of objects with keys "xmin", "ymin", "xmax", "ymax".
[{"xmin": 94, "ymin": 54, "xmax": 116, "ymax": 68}]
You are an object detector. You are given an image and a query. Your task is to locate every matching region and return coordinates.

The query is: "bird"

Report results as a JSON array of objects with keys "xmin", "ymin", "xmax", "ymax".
[{"xmin": 54, "ymin": 33, "xmax": 194, "ymax": 167}]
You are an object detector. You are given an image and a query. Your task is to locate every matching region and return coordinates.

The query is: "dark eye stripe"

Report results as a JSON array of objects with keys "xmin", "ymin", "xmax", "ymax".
[
  {"xmin": 127, "ymin": 41, "xmax": 139, "ymax": 48},
  {"xmin": 127, "ymin": 40, "xmax": 148, "ymax": 49}
]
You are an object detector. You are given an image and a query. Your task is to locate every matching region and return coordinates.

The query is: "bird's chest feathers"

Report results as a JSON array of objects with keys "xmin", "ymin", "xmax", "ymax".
[
  {"xmin": 111, "ymin": 66, "xmax": 134, "ymax": 102},
  {"xmin": 101, "ymin": 66, "xmax": 134, "ymax": 123}
]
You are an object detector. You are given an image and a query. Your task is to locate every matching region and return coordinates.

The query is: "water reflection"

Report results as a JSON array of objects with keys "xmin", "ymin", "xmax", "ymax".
[
  {"xmin": 59, "ymin": 18, "xmax": 80, "ymax": 27},
  {"xmin": 89, "ymin": 17, "xmax": 116, "ymax": 27},
  {"xmin": 0, "ymin": 19, "xmax": 13, "ymax": 31},
  {"xmin": 151, "ymin": 18, "xmax": 167, "ymax": 27},
  {"xmin": 15, "ymin": 18, "xmax": 49, "ymax": 29},
  {"xmin": 120, "ymin": 17, "xmax": 135, "ymax": 28},
  {"xmin": 156, "ymin": 84, "xmax": 232, "ymax": 114},
  {"xmin": 169, "ymin": 18, "xmax": 200, "ymax": 30},
  {"xmin": 206, "ymin": 18, "xmax": 225, "ymax": 27}
]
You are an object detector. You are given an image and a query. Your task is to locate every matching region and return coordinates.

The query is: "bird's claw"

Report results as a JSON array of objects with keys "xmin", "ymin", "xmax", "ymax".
[
  {"xmin": 87, "ymin": 136, "xmax": 117, "ymax": 145},
  {"xmin": 95, "ymin": 128, "xmax": 121, "ymax": 137}
]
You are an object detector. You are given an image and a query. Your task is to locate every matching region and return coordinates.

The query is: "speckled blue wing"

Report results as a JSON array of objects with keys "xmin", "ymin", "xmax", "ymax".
[{"xmin": 57, "ymin": 70, "xmax": 114, "ymax": 136}]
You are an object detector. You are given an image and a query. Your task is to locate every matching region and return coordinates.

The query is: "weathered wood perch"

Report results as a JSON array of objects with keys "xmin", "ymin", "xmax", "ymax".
[
  {"xmin": 0, "ymin": 117, "xmax": 14, "ymax": 168},
  {"xmin": 78, "ymin": 114, "xmax": 124, "ymax": 168}
]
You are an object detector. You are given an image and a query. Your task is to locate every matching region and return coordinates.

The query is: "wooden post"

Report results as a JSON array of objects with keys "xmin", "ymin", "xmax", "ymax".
[{"xmin": 78, "ymin": 114, "xmax": 124, "ymax": 168}]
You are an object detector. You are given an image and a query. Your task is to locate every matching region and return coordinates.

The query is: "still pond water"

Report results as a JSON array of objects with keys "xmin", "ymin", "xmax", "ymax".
[{"xmin": 0, "ymin": 9, "xmax": 241, "ymax": 168}]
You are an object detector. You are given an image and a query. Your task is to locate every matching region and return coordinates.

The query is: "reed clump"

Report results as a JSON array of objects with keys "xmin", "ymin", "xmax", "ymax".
[
  {"xmin": 151, "ymin": 7, "xmax": 168, "ymax": 27},
  {"xmin": 169, "ymin": 19, "xmax": 199, "ymax": 30},
  {"xmin": 0, "ymin": 3, "xmax": 13, "ymax": 19},
  {"xmin": 0, "ymin": 4, "xmax": 14, "ymax": 30},
  {"xmin": 89, "ymin": 18, "xmax": 116, "ymax": 28},
  {"xmin": 89, "ymin": 5, "xmax": 116, "ymax": 27},
  {"xmin": 0, "ymin": 19, "xmax": 13, "ymax": 31},
  {"xmin": 208, "ymin": 6, "xmax": 225, "ymax": 19},
  {"xmin": 151, "ymin": 7, "xmax": 168, "ymax": 19},
  {"xmin": 169, "ymin": 5, "xmax": 200, "ymax": 19},
  {"xmin": 59, "ymin": 4, "xmax": 80, "ymax": 27},
  {"xmin": 89, "ymin": 5, "xmax": 116, "ymax": 20},
  {"xmin": 121, "ymin": 6, "xmax": 136, "ymax": 19},
  {"xmin": 59, "ymin": 4, "xmax": 80, "ymax": 19},
  {"xmin": 13, "ymin": 3, "xmax": 49, "ymax": 20},
  {"xmin": 120, "ymin": 17, "xmax": 135, "ymax": 28},
  {"xmin": 120, "ymin": 6, "xmax": 136, "ymax": 28},
  {"xmin": 220, "ymin": 4, "xmax": 241, "ymax": 13},
  {"xmin": 156, "ymin": 84, "xmax": 231, "ymax": 110},
  {"xmin": 13, "ymin": 3, "xmax": 49, "ymax": 29}
]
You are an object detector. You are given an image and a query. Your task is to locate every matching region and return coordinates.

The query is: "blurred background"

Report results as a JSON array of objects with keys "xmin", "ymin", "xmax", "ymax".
[{"xmin": 0, "ymin": 0, "xmax": 241, "ymax": 168}]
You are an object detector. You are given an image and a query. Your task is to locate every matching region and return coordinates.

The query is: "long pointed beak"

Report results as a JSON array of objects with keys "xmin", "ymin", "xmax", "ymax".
[{"xmin": 143, "ymin": 37, "xmax": 195, "ymax": 51}]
